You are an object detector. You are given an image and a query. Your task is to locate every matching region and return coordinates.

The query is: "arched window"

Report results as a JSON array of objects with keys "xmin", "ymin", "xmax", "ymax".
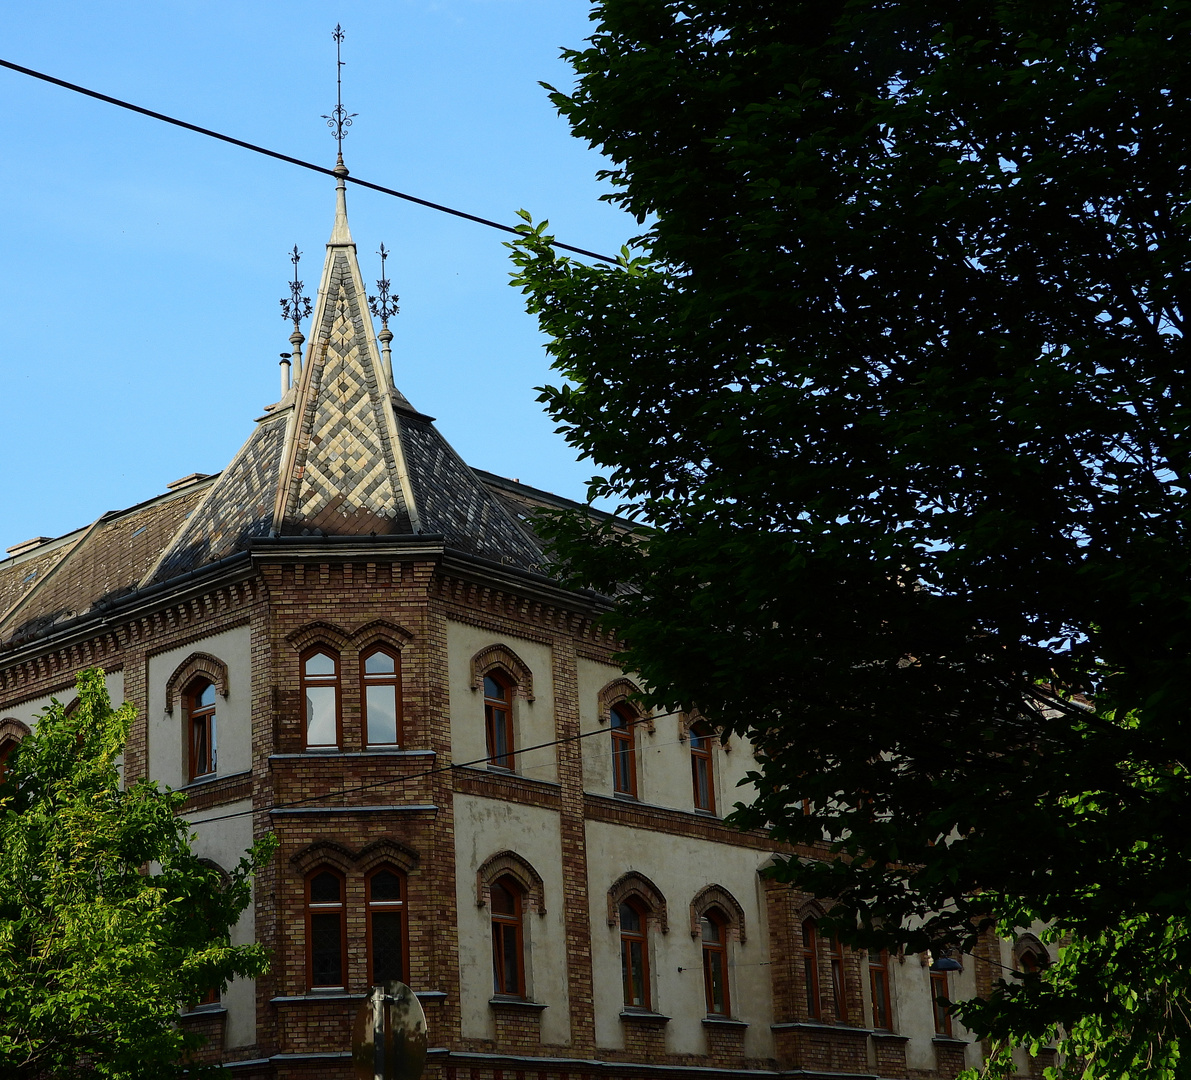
[
  {"xmin": 620, "ymin": 898, "xmax": 651, "ymax": 1009},
  {"xmin": 869, "ymin": 949, "xmax": 892, "ymax": 1031},
  {"xmin": 484, "ymin": 672, "xmax": 514, "ymax": 771},
  {"xmin": 306, "ymin": 868, "xmax": 347, "ymax": 989},
  {"xmin": 690, "ymin": 721, "xmax": 716, "ymax": 813},
  {"xmin": 801, "ymin": 919, "xmax": 822, "ymax": 1019},
  {"xmin": 701, "ymin": 907, "xmax": 731, "ymax": 1016},
  {"xmin": 186, "ymin": 678, "xmax": 217, "ymax": 781},
  {"xmin": 302, "ymin": 649, "xmax": 341, "ymax": 749},
  {"xmin": 362, "ymin": 647, "xmax": 402, "ymax": 748},
  {"xmin": 610, "ymin": 703, "xmax": 638, "ymax": 797},
  {"xmin": 490, "ymin": 875, "xmax": 525, "ymax": 996},
  {"xmin": 827, "ymin": 932, "xmax": 849, "ymax": 1021},
  {"xmin": 367, "ymin": 866, "xmax": 407, "ymax": 985}
]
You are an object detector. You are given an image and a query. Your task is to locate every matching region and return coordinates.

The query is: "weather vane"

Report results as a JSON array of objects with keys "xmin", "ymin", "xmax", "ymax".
[
  {"xmin": 369, "ymin": 244, "xmax": 399, "ymax": 388},
  {"xmin": 321, "ymin": 24, "xmax": 358, "ymax": 157},
  {"xmin": 280, "ymin": 246, "xmax": 312, "ymax": 329}
]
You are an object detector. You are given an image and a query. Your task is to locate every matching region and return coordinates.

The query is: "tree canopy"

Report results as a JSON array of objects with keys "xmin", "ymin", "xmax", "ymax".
[
  {"xmin": 509, "ymin": 1, "xmax": 1191, "ymax": 1075},
  {"xmin": 0, "ymin": 669, "xmax": 274, "ymax": 1079}
]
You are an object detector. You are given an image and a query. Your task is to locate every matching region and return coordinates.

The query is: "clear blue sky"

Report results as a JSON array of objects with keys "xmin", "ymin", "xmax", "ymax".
[{"xmin": 0, "ymin": 1, "xmax": 635, "ymax": 552}]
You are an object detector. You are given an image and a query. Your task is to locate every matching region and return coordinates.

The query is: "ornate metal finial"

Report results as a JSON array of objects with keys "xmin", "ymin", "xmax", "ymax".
[
  {"xmin": 368, "ymin": 244, "xmax": 400, "ymax": 328},
  {"xmin": 321, "ymin": 24, "xmax": 358, "ymax": 157},
  {"xmin": 279, "ymin": 246, "xmax": 312, "ymax": 329}
]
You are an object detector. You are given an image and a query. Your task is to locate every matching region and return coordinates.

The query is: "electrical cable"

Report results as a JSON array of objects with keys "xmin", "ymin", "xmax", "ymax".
[{"xmin": 0, "ymin": 56, "xmax": 619, "ymax": 265}]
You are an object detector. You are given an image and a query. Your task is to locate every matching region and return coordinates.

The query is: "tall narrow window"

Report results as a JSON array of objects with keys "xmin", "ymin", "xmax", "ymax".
[
  {"xmin": 828, "ymin": 933, "xmax": 849, "ymax": 1021},
  {"xmin": 701, "ymin": 908, "xmax": 731, "ymax": 1016},
  {"xmin": 930, "ymin": 970, "xmax": 952, "ymax": 1035},
  {"xmin": 484, "ymin": 673, "xmax": 514, "ymax": 771},
  {"xmin": 367, "ymin": 866, "xmax": 407, "ymax": 985},
  {"xmin": 801, "ymin": 919, "xmax": 822, "ymax": 1019},
  {"xmin": 610, "ymin": 704, "xmax": 637, "ymax": 797},
  {"xmin": 303, "ymin": 650, "xmax": 340, "ymax": 749},
  {"xmin": 307, "ymin": 869, "xmax": 346, "ymax": 989},
  {"xmin": 690, "ymin": 722, "xmax": 716, "ymax": 813},
  {"xmin": 187, "ymin": 679, "xmax": 217, "ymax": 781},
  {"xmin": 620, "ymin": 900, "xmax": 650, "ymax": 1009},
  {"xmin": 362, "ymin": 647, "xmax": 402, "ymax": 747},
  {"xmin": 490, "ymin": 876, "xmax": 524, "ymax": 996},
  {"xmin": 869, "ymin": 949, "xmax": 892, "ymax": 1031}
]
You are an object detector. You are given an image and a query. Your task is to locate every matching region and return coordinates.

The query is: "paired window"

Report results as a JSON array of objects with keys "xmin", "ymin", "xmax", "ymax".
[
  {"xmin": 620, "ymin": 899, "xmax": 650, "ymax": 1009},
  {"xmin": 869, "ymin": 949, "xmax": 893, "ymax": 1031},
  {"xmin": 363, "ymin": 648, "xmax": 402, "ymax": 747},
  {"xmin": 306, "ymin": 869, "xmax": 347, "ymax": 989},
  {"xmin": 610, "ymin": 704, "xmax": 638, "ymax": 797},
  {"xmin": 701, "ymin": 908, "xmax": 731, "ymax": 1016},
  {"xmin": 302, "ymin": 646, "xmax": 403, "ymax": 750},
  {"xmin": 490, "ymin": 876, "xmax": 525, "ymax": 996},
  {"xmin": 690, "ymin": 721, "xmax": 716, "ymax": 813},
  {"xmin": 367, "ymin": 867, "xmax": 407, "ymax": 985},
  {"xmin": 305, "ymin": 865, "xmax": 408, "ymax": 990},
  {"xmin": 484, "ymin": 673, "xmax": 514, "ymax": 771},
  {"xmin": 186, "ymin": 679, "xmax": 217, "ymax": 781}
]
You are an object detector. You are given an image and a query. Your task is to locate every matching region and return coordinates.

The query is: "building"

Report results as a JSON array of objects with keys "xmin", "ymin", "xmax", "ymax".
[{"xmin": 0, "ymin": 160, "xmax": 1030, "ymax": 1080}]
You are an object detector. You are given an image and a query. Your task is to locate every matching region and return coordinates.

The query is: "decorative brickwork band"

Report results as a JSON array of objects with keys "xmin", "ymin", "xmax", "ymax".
[
  {"xmin": 470, "ymin": 644, "xmax": 535, "ymax": 701},
  {"xmin": 288, "ymin": 837, "xmax": 418, "ymax": 876},
  {"xmin": 476, "ymin": 850, "xmax": 546, "ymax": 915},
  {"xmin": 289, "ymin": 840, "xmax": 356, "ymax": 875},
  {"xmin": 607, "ymin": 870, "xmax": 669, "ymax": 933},
  {"xmin": 690, "ymin": 884, "xmax": 747, "ymax": 944},
  {"xmin": 598, "ymin": 677, "xmax": 653, "ymax": 732},
  {"xmin": 164, "ymin": 652, "xmax": 229, "ymax": 714},
  {"xmin": 355, "ymin": 837, "xmax": 420, "ymax": 873}
]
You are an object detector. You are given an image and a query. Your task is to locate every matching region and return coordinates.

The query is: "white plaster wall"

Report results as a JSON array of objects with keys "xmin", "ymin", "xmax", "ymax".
[
  {"xmin": 585, "ymin": 819, "xmax": 774, "ymax": 1060},
  {"xmin": 185, "ymin": 798, "xmax": 257, "ymax": 1048},
  {"xmin": 446, "ymin": 622, "xmax": 556, "ymax": 782},
  {"xmin": 453, "ymin": 793, "xmax": 570, "ymax": 1046},
  {"xmin": 894, "ymin": 951, "xmax": 980, "ymax": 1072},
  {"xmin": 147, "ymin": 625, "xmax": 252, "ymax": 790},
  {"xmin": 0, "ymin": 669, "xmax": 125, "ymax": 732}
]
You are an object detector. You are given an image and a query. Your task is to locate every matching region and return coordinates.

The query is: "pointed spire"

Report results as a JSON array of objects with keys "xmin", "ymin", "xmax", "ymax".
[{"xmin": 330, "ymin": 154, "xmax": 354, "ymax": 247}]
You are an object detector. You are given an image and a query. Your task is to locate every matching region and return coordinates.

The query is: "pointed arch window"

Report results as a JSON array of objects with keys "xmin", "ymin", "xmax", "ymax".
[
  {"xmin": 362, "ymin": 646, "xmax": 402, "ymax": 748},
  {"xmin": 701, "ymin": 907, "xmax": 731, "ymax": 1016},
  {"xmin": 306, "ymin": 868, "xmax": 347, "ymax": 989},
  {"xmin": 490, "ymin": 876, "xmax": 525, "ymax": 996},
  {"xmin": 869, "ymin": 949, "xmax": 892, "ymax": 1031},
  {"xmin": 801, "ymin": 919, "xmax": 823, "ymax": 1019},
  {"xmin": 303, "ymin": 649, "xmax": 341, "ymax": 749},
  {"xmin": 611, "ymin": 703, "xmax": 638, "ymax": 798},
  {"xmin": 620, "ymin": 898, "xmax": 651, "ymax": 1009},
  {"xmin": 484, "ymin": 672, "xmax": 515, "ymax": 771},
  {"xmin": 690, "ymin": 721, "xmax": 716, "ymax": 813},
  {"xmin": 187, "ymin": 678, "xmax": 217, "ymax": 781},
  {"xmin": 366, "ymin": 866, "xmax": 408, "ymax": 985}
]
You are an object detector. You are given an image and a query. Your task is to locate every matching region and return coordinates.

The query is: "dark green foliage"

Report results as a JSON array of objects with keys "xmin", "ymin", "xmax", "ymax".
[
  {"xmin": 0, "ymin": 669, "xmax": 275, "ymax": 1079},
  {"xmin": 509, "ymin": 2, "xmax": 1191, "ymax": 1074}
]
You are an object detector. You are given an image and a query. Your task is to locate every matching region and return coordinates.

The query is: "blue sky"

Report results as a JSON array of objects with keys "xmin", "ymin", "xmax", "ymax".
[{"xmin": 0, "ymin": 1, "xmax": 635, "ymax": 552}]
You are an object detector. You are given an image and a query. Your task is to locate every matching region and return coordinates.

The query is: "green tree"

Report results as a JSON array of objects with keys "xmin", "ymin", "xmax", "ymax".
[
  {"xmin": 509, "ymin": 2, "xmax": 1191, "ymax": 1075},
  {"xmin": 0, "ymin": 669, "xmax": 275, "ymax": 1079}
]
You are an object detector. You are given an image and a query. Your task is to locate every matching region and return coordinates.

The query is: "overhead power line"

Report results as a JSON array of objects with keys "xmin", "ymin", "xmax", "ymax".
[{"xmin": 0, "ymin": 56, "xmax": 618, "ymax": 265}]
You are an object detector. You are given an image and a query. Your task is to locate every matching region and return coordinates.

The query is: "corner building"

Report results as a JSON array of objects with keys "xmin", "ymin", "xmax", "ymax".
[{"xmin": 0, "ymin": 167, "xmax": 1016, "ymax": 1080}]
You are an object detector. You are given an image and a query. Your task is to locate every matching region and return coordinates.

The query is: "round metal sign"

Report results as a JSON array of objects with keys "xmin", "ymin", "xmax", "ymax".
[{"xmin": 351, "ymin": 982, "xmax": 428, "ymax": 1080}]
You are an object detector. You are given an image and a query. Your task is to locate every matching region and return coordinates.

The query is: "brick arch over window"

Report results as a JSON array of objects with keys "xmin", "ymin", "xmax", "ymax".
[
  {"xmin": 164, "ymin": 652, "xmax": 229, "ymax": 715},
  {"xmin": 287, "ymin": 620, "xmax": 352, "ymax": 654},
  {"xmin": 679, "ymin": 709, "xmax": 730, "ymax": 751},
  {"xmin": 470, "ymin": 645, "xmax": 535, "ymax": 701},
  {"xmin": 476, "ymin": 850, "xmax": 546, "ymax": 916},
  {"xmin": 356, "ymin": 838, "xmax": 420, "ymax": 875},
  {"xmin": 691, "ymin": 884, "xmax": 747, "ymax": 944},
  {"xmin": 197, "ymin": 857, "xmax": 231, "ymax": 887},
  {"xmin": 1014, "ymin": 933, "xmax": 1049, "ymax": 966},
  {"xmin": 598, "ymin": 678, "xmax": 655, "ymax": 732},
  {"xmin": 607, "ymin": 871, "xmax": 669, "ymax": 933},
  {"xmin": 289, "ymin": 840, "xmax": 356, "ymax": 876},
  {"xmin": 0, "ymin": 718, "xmax": 31, "ymax": 744},
  {"xmin": 795, "ymin": 899, "xmax": 830, "ymax": 924},
  {"xmin": 353, "ymin": 619, "xmax": 414, "ymax": 652}
]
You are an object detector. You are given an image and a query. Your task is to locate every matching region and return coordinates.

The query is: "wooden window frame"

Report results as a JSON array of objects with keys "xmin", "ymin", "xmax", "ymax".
[
  {"xmin": 186, "ymin": 678, "xmax": 217, "ymax": 782},
  {"xmin": 930, "ymin": 969, "xmax": 952, "ymax": 1035},
  {"xmin": 484, "ymin": 671, "xmax": 515, "ymax": 772},
  {"xmin": 361, "ymin": 645, "xmax": 403, "ymax": 749},
  {"xmin": 610, "ymin": 703, "xmax": 638, "ymax": 798},
  {"xmin": 365, "ymin": 864, "xmax": 409, "ymax": 986},
  {"xmin": 619, "ymin": 897, "xmax": 651, "ymax": 1010},
  {"xmin": 490, "ymin": 875, "xmax": 525, "ymax": 997},
  {"xmin": 301, "ymin": 647, "xmax": 342, "ymax": 750},
  {"xmin": 827, "ymin": 931, "xmax": 849, "ymax": 1021},
  {"xmin": 701, "ymin": 907, "xmax": 731, "ymax": 1017},
  {"xmin": 868, "ymin": 949, "xmax": 893, "ymax": 1031},
  {"xmin": 690, "ymin": 721, "xmax": 716, "ymax": 814},
  {"xmin": 801, "ymin": 919, "xmax": 823, "ymax": 1019},
  {"xmin": 305, "ymin": 867, "xmax": 348, "ymax": 990}
]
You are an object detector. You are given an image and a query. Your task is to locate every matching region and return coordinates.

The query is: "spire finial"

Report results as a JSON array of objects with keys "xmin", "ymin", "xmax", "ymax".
[
  {"xmin": 321, "ymin": 24, "xmax": 358, "ymax": 160},
  {"xmin": 368, "ymin": 244, "xmax": 399, "ymax": 388},
  {"xmin": 280, "ymin": 245, "xmax": 312, "ymax": 383}
]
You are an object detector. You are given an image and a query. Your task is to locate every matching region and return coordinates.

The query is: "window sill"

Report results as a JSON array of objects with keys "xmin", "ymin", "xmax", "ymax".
[
  {"xmin": 613, "ymin": 791, "xmax": 639, "ymax": 802},
  {"xmin": 182, "ymin": 1004, "xmax": 226, "ymax": 1017},
  {"xmin": 692, "ymin": 808, "xmax": 720, "ymax": 819},
  {"xmin": 702, "ymin": 1015, "xmax": 748, "ymax": 1028},
  {"xmin": 272, "ymin": 990, "xmax": 446, "ymax": 1005},
  {"xmin": 181, "ymin": 769, "xmax": 250, "ymax": 790},
  {"xmin": 620, "ymin": 1009, "xmax": 670, "ymax": 1025},
  {"xmin": 871, "ymin": 1030, "xmax": 908, "ymax": 1041},
  {"xmin": 270, "ymin": 750, "xmax": 437, "ymax": 760},
  {"xmin": 771, "ymin": 1021, "xmax": 873, "ymax": 1035},
  {"xmin": 932, "ymin": 1035, "xmax": 967, "ymax": 1047},
  {"xmin": 488, "ymin": 996, "xmax": 548, "ymax": 1013}
]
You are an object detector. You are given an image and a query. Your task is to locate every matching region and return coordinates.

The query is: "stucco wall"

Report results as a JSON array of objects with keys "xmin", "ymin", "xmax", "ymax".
[{"xmin": 0, "ymin": 668, "xmax": 124, "ymax": 731}]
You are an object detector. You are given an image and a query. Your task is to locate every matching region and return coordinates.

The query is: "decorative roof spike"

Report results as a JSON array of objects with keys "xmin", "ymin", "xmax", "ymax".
[
  {"xmin": 321, "ymin": 24, "xmax": 358, "ymax": 160},
  {"xmin": 369, "ymin": 243, "xmax": 399, "ymax": 387},
  {"xmin": 280, "ymin": 245, "xmax": 312, "ymax": 384}
]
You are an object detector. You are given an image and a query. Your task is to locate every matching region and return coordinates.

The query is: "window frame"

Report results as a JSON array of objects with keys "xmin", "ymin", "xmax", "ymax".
[
  {"xmin": 365, "ymin": 864, "xmax": 409, "ymax": 986},
  {"xmin": 490, "ymin": 875, "xmax": 526, "ymax": 997},
  {"xmin": 361, "ymin": 645, "xmax": 403, "ymax": 749},
  {"xmin": 801, "ymin": 919, "xmax": 823, "ymax": 1019},
  {"xmin": 301, "ymin": 647, "xmax": 342, "ymax": 750},
  {"xmin": 186, "ymin": 677, "xmax": 217, "ymax": 782},
  {"xmin": 827, "ymin": 931, "xmax": 849, "ymax": 1022},
  {"xmin": 689, "ymin": 721, "xmax": 716, "ymax": 814},
  {"xmin": 305, "ymin": 866, "xmax": 348, "ymax": 990},
  {"xmin": 930, "ymin": 969, "xmax": 952, "ymax": 1036},
  {"xmin": 483, "ymin": 670, "xmax": 515, "ymax": 772},
  {"xmin": 610, "ymin": 703, "xmax": 638, "ymax": 798},
  {"xmin": 700, "ymin": 906, "xmax": 731, "ymax": 1017},
  {"xmin": 619, "ymin": 897, "xmax": 651, "ymax": 1010},
  {"xmin": 868, "ymin": 949, "xmax": 893, "ymax": 1031}
]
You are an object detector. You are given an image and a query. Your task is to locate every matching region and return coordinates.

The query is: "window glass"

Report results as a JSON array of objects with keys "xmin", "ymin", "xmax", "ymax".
[
  {"xmin": 869, "ymin": 950, "xmax": 892, "ymax": 1031},
  {"xmin": 365, "ymin": 651, "xmax": 396, "ymax": 674},
  {"xmin": 370, "ymin": 869, "xmax": 402, "ymax": 902},
  {"xmin": 188, "ymin": 679, "xmax": 217, "ymax": 781},
  {"xmin": 484, "ymin": 675, "xmax": 507, "ymax": 700},
  {"xmin": 490, "ymin": 876, "xmax": 523, "ymax": 996},
  {"xmin": 365, "ymin": 685, "xmax": 398, "ymax": 745},
  {"xmin": 484, "ymin": 673, "xmax": 514, "ymax": 770},
  {"xmin": 305, "ymin": 651, "xmax": 336, "ymax": 676},
  {"xmin": 802, "ymin": 919, "xmax": 822, "ymax": 1018},
  {"xmin": 611, "ymin": 704, "xmax": 637, "ymax": 796},
  {"xmin": 308, "ymin": 869, "xmax": 345, "ymax": 989},
  {"xmin": 368, "ymin": 866, "xmax": 406, "ymax": 985},
  {"xmin": 701, "ymin": 910, "xmax": 729, "ymax": 1015},
  {"xmin": 620, "ymin": 900, "xmax": 650, "ymax": 1009},
  {"xmin": 306, "ymin": 686, "xmax": 338, "ymax": 746},
  {"xmin": 310, "ymin": 871, "xmax": 341, "ymax": 903},
  {"xmin": 198, "ymin": 683, "xmax": 216, "ymax": 708},
  {"xmin": 691, "ymin": 722, "xmax": 716, "ymax": 812}
]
